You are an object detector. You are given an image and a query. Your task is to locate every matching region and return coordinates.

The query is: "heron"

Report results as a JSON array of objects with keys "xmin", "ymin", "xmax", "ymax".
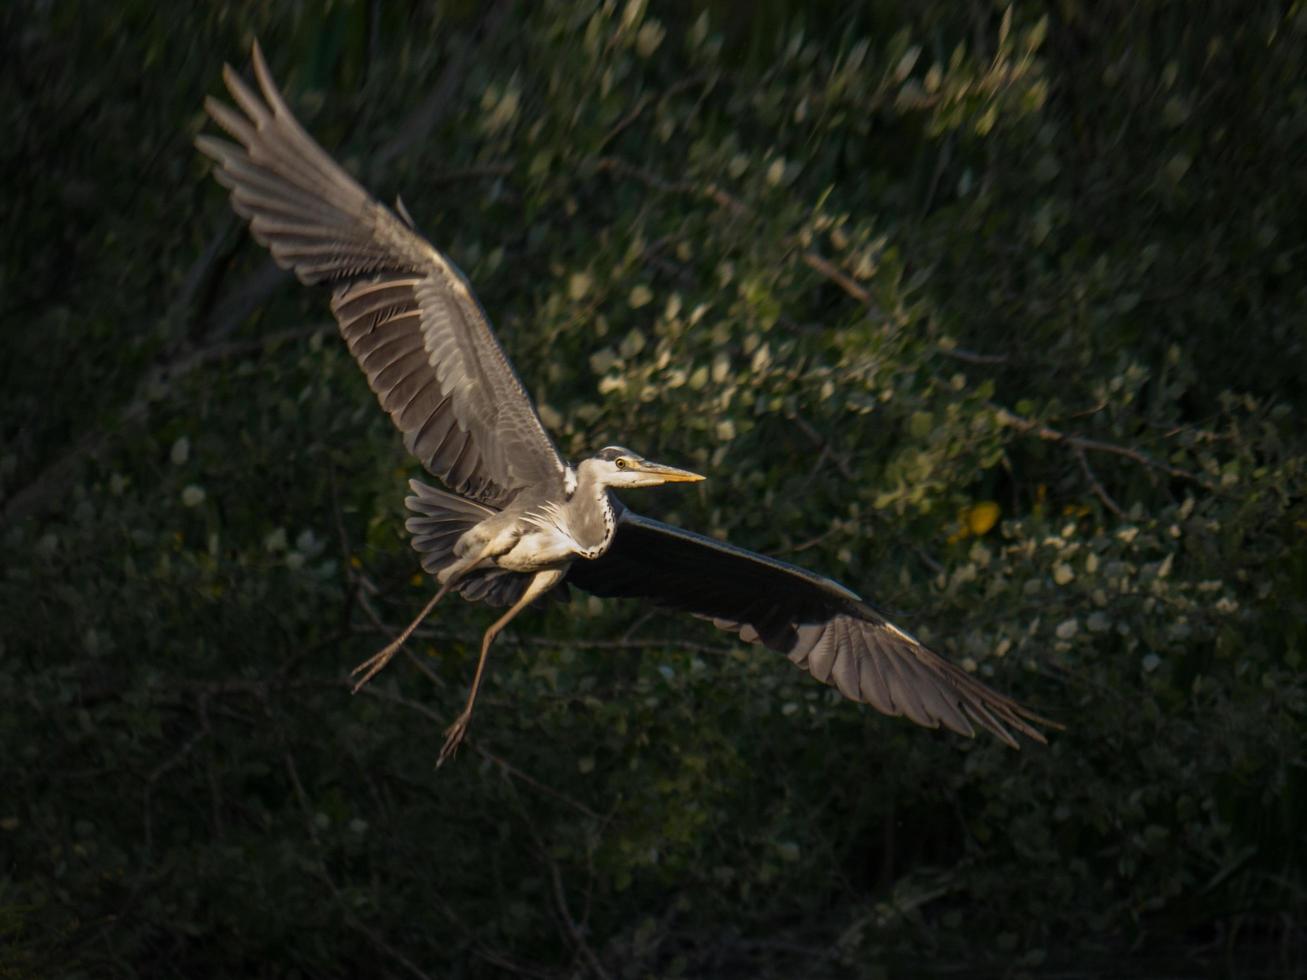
[{"xmin": 197, "ymin": 43, "xmax": 1052, "ymax": 765}]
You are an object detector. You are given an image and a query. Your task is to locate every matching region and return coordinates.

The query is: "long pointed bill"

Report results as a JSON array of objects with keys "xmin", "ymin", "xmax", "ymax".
[{"xmin": 636, "ymin": 460, "xmax": 706, "ymax": 483}]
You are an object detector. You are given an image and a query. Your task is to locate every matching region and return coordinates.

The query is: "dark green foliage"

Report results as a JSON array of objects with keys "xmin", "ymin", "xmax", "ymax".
[{"xmin": 3, "ymin": 1, "xmax": 1305, "ymax": 976}]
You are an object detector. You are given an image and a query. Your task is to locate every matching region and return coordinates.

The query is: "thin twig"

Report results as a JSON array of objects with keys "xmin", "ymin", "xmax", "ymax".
[
  {"xmin": 594, "ymin": 155, "xmax": 885, "ymax": 318},
  {"xmin": 1074, "ymin": 443, "xmax": 1126, "ymax": 518},
  {"xmin": 545, "ymin": 849, "xmax": 614, "ymax": 980},
  {"xmin": 398, "ymin": 638, "xmax": 448, "ymax": 689},
  {"xmin": 371, "ymin": 0, "xmax": 513, "ymax": 174},
  {"xmin": 936, "ymin": 344, "xmax": 1009, "ymax": 365},
  {"xmin": 348, "ymin": 620, "xmax": 735, "ymax": 659},
  {"xmin": 504, "ymin": 779, "xmax": 613, "ymax": 980},
  {"xmin": 792, "ymin": 414, "xmax": 856, "ymax": 481},
  {"xmin": 203, "ymin": 259, "xmax": 289, "ymax": 340},
  {"xmin": 326, "ymin": 466, "xmax": 363, "ymax": 638},
  {"xmin": 197, "ymin": 694, "xmax": 225, "ymax": 841},
  {"xmin": 784, "ymin": 526, "xmax": 838, "ymax": 555},
  {"xmin": 593, "ymin": 155, "xmax": 692, "ymax": 194},
  {"xmin": 140, "ymin": 723, "xmax": 208, "ymax": 860},
  {"xmin": 355, "ymin": 685, "xmax": 602, "ymax": 819},
  {"xmin": 801, "ymin": 250, "xmax": 874, "ymax": 308},
  {"xmin": 351, "ymin": 574, "xmax": 448, "ymax": 689},
  {"xmin": 597, "ymin": 72, "xmax": 711, "ymax": 151},
  {"xmin": 427, "ymin": 162, "xmax": 513, "ymax": 183},
  {"xmin": 275, "ymin": 697, "xmax": 437, "ymax": 980},
  {"xmin": 354, "ymin": 680, "xmax": 448, "ymax": 724},
  {"xmin": 472, "ymin": 743, "xmax": 603, "ymax": 821},
  {"xmin": 919, "ymin": 135, "xmax": 953, "ymax": 218},
  {"xmin": 99, "ymin": 710, "xmax": 211, "ymax": 949},
  {"xmin": 795, "ymin": 443, "xmax": 832, "ymax": 498},
  {"xmin": 428, "ymin": 891, "xmax": 555, "ymax": 979},
  {"xmin": 993, "ymin": 405, "xmax": 1214, "ymax": 488},
  {"xmin": 914, "ymin": 546, "xmax": 946, "ymax": 577},
  {"xmin": 701, "ymin": 181, "xmax": 751, "ymax": 218}
]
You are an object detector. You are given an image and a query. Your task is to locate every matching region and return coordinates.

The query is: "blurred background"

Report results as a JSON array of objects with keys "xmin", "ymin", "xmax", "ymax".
[{"xmin": 3, "ymin": 1, "xmax": 1306, "ymax": 976}]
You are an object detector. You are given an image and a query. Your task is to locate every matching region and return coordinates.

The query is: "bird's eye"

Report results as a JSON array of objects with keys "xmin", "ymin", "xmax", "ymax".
[{"xmin": 616, "ymin": 458, "xmax": 628, "ymax": 469}]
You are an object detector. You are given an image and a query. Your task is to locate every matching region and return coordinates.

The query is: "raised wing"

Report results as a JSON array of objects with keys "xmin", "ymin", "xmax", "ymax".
[
  {"xmin": 196, "ymin": 42, "xmax": 565, "ymax": 506},
  {"xmin": 566, "ymin": 508, "xmax": 1052, "ymax": 747}
]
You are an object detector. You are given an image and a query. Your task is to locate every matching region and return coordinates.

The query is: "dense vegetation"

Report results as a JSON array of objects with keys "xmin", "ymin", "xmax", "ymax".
[{"xmin": 3, "ymin": 1, "xmax": 1305, "ymax": 976}]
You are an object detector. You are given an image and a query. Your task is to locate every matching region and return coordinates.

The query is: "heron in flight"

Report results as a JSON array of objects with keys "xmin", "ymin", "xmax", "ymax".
[{"xmin": 198, "ymin": 44, "xmax": 1051, "ymax": 764}]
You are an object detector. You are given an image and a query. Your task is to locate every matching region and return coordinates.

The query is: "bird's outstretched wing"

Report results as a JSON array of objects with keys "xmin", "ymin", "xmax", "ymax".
[
  {"xmin": 566, "ymin": 508, "xmax": 1052, "ymax": 747},
  {"xmin": 196, "ymin": 42, "xmax": 565, "ymax": 507}
]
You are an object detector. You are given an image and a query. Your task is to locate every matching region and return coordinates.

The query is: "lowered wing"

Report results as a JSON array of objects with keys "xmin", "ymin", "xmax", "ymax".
[
  {"xmin": 196, "ymin": 42, "xmax": 565, "ymax": 507},
  {"xmin": 566, "ymin": 508, "xmax": 1051, "ymax": 747}
]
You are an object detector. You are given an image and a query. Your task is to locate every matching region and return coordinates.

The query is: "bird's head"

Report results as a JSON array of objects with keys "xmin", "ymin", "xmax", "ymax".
[{"xmin": 581, "ymin": 446, "xmax": 705, "ymax": 490}]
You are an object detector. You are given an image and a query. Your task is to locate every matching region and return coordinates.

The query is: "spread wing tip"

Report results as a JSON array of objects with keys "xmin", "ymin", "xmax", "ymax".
[
  {"xmin": 941, "ymin": 674, "xmax": 1057, "ymax": 749},
  {"xmin": 198, "ymin": 40, "xmax": 568, "ymax": 509},
  {"xmin": 806, "ymin": 614, "xmax": 1055, "ymax": 748},
  {"xmin": 805, "ymin": 618, "xmax": 1054, "ymax": 747}
]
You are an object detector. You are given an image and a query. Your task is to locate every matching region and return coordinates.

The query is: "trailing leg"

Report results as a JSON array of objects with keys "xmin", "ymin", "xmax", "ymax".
[
  {"xmin": 437, "ymin": 568, "xmax": 564, "ymax": 766},
  {"xmin": 350, "ymin": 548, "xmax": 487, "ymax": 692}
]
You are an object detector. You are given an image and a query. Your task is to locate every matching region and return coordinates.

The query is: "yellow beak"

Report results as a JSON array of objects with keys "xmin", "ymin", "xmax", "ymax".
[{"xmin": 635, "ymin": 460, "xmax": 706, "ymax": 483}]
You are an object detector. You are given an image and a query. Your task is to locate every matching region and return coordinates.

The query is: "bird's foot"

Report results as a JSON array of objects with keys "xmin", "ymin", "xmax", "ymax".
[
  {"xmin": 437, "ymin": 711, "xmax": 472, "ymax": 767},
  {"xmin": 349, "ymin": 640, "xmax": 402, "ymax": 693}
]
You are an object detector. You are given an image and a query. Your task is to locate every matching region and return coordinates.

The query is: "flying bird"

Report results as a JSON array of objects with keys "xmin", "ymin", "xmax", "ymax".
[{"xmin": 197, "ymin": 43, "xmax": 1052, "ymax": 764}]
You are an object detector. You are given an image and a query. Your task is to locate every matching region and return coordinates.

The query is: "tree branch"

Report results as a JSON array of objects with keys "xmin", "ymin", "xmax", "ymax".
[
  {"xmin": 594, "ymin": 155, "xmax": 885, "ymax": 318},
  {"xmin": 371, "ymin": 0, "xmax": 513, "ymax": 174},
  {"xmin": 936, "ymin": 344, "xmax": 1009, "ymax": 365},
  {"xmin": 2, "ymin": 324, "xmax": 323, "ymax": 526},
  {"xmin": 504, "ymin": 779, "xmax": 613, "ymax": 980},
  {"xmin": 993, "ymin": 405, "xmax": 1214, "ymax": 489},
  {"xmin": 598, "ymin": 72, "xmax": 712, "ymax": 152},
  {"xmin": 1074, "ymin": 443, "xmax": 1126, "ymax": 518}
]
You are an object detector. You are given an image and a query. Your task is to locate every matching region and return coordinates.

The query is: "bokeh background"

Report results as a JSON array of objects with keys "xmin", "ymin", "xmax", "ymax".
[{"xmin": 3, "ymin": 2, "xmax": 1306, "ymax": 976}]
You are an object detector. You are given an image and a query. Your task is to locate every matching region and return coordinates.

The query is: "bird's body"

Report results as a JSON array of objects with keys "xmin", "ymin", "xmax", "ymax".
[
  {"xmin": 199, "ymin": 43, "xmax": 1053, "ymax": 764},
  {"xmin": 477, "ymin": 461, "xmax": 617, "ymax": 571}
]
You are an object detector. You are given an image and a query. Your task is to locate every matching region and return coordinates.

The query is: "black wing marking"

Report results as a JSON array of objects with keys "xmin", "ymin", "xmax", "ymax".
[
  {"xmin": 196, "ymin": 41, "xmax": 565, "ymax": 507},
  {"xmin": 566, "ymin": 508, "xmax": 1052, "ymax": 747}
]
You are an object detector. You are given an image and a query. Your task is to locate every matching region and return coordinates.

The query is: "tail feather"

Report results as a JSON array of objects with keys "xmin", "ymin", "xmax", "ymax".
[{"xmin": 403, "ymin": 479, "xmax": 535, "ymax": 608}]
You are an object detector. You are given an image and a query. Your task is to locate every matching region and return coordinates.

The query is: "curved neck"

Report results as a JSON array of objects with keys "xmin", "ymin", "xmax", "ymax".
[{"xmin": 567, "ymin": 459, "xmax": 617, "ymax": 557}]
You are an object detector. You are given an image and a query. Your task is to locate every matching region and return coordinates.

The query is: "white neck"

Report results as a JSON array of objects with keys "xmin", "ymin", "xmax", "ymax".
[{"xmin": 565, "ymin": 459, "xmax": 617, "ymax": 557}]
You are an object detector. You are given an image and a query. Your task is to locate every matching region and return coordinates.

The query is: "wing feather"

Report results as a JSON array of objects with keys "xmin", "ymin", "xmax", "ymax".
[
  {"xmin": 566, "ymin": 508, "xmax": 1053, "ymax": 747},
  {"xmin": 807, "ymin": 618, "xmax": 839, "ymax": 684},
  {"xmin": 828, "ymin": 628, "xmax": 863, "ymax": 702},
  {"xmin": 855, "ymin": 631, "xmax": 897, "ymax": 717},
  {"xmin": 197, "ymin": 42, "xmax": 565, "ymax": 506}
]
